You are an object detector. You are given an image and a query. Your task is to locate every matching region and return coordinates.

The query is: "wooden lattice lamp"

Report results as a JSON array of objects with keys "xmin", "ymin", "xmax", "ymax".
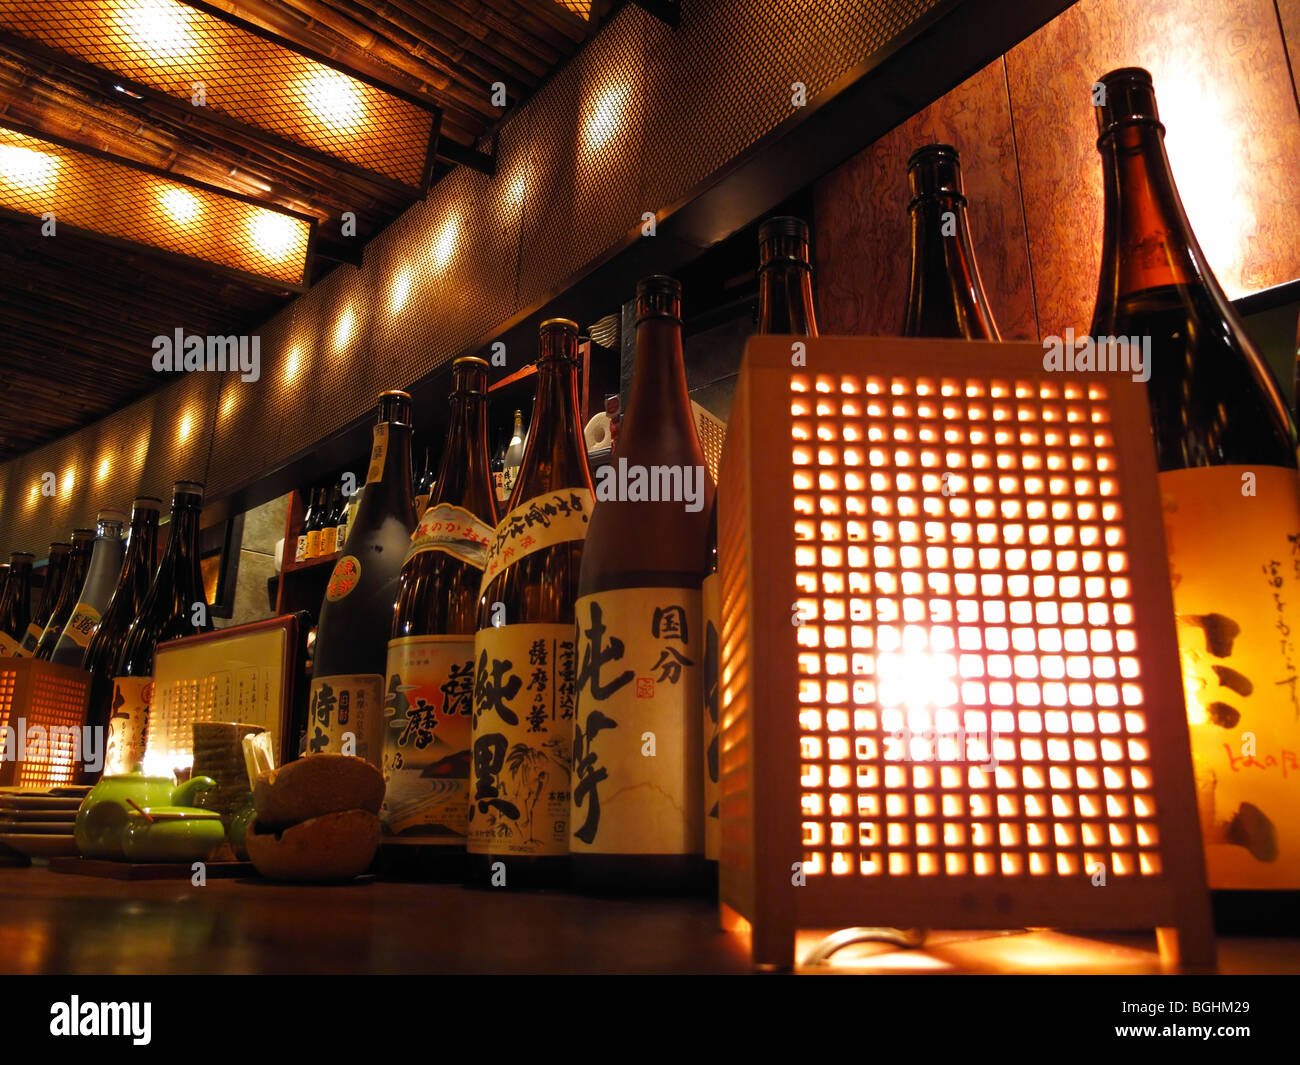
[{"xmin": 717, "ymin": 336, "xmax": 1214, "ymax": 971}]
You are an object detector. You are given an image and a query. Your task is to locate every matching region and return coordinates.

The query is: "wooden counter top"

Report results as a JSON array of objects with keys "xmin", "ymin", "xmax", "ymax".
[{"xmin": 0, "ymin": 866, "xmax": 1295, "ymax": 974}]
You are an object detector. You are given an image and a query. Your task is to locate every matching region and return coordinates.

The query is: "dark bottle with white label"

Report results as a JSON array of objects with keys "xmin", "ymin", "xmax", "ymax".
[
  {"xmin": 33, "ymin": 529, "xmax": 94, "ymax": 661},
  {"xmin": 16, "ymin": 542, "xmax": 70, "ymax": 656},
  {"xmin": 107, "ymin": 483, "xmax": 210, "ymax": 775},
  {"xmin": 902, "ymin": 144, "xmax": 1000, "ymax": 340},
  {"xmin": 308, "ymin": 392, "xmax": 417, "ymax": 765},
  {"xmin": 81, "ymin": 497, "xmax": 161, "ymax": 782},
  {"xmin": 0, "ymin": 552, "xmax": 34, "ymax": 655},
  {"xmin": 470, "ymin": 320, "xmax": 593, "ymax": 889},
  {"xmin": 318, "ymin": 484, "xmax": 343, "ymax": 558},
  {"xmin": 51, "ymin": 509, "xmax": 126, "ymax": 666},
  {"xmin": 382, "ymin": 358, "xmax": 498, "ymax": 880},
  {"xmin": 1090, "ymin": 68, "xmax": 1300, "ymax": 932},
  {"xmin": 571, "ymin": 277, "xmax": 714, "ymax": 895}
]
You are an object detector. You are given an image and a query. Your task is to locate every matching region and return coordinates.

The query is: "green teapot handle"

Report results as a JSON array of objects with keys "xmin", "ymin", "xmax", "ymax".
[{"xmin": 172, "ymin": 776, "xmax": 217, "ymax": 806}]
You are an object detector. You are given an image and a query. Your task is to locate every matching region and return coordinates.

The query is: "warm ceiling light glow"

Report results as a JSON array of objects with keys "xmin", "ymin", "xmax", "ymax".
[
  {"xmin": 333, "ymin": 306, "xmax": 356, "ymax": 350},
  {"xmin": 177, "ymin": 410, "xmax": 193, "ymax": 444},
  {"xmin": 114, "ymin": 0, "xmax": 198, "ymax": 61},
  {"xmin": 97, "ymin": 456, "xmax": 112, "ymax": 482},
  {"xmin": 432, "ymin": 220, "xmax": 458, "ymax": 267},
  {"xmin": 61, "ymin": 468, "xmax": 75, "ymax": 495},
  {"xmin": 390, "ymin": 269, "xmax": 412, "ymax": 313},
  {"xmin": 298, "ymin": 69, "xmax": 366, "ymax": 131},
  {"xmin": 283, "ymin": 345, "xmax": 302, "ymax": 384},
  {"xmin": 0, "ymin": 128, "xmax": 310, "ymax": 286},
  {"xmin": 0, "ymin": 145, "xmax": 58, "ymax": 193},
  {"xmin": 159, "ymin": 186, "xmax": 200, "ymax": 225},
  {"xmin": 583, "ymin": 86, "xmax": 626, "ymax": 148},
  {"xmin": 249, "ymin": 212, "xmax": 298, "ymax": 261},
  {"xmin": 219, "ymin": 388, "xmax": 238, "ymax": 421}
]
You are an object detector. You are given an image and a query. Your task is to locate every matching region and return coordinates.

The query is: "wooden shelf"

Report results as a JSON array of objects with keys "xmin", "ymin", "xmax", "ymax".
[{"xmin": 280, "ymin": 549, "xmax": 340, "ymax": 576}]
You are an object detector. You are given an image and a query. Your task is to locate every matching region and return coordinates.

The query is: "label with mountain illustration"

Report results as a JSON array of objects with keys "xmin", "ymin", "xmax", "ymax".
[
  {"xmin": 570, "ymin": 588, "xmax": 703, "ymax": 856},
  {"xmin": 381, "ymin": 634, "xmax": 475, "ymax": 843},
  {"xmin": 468, "ymin": 622, "xmax": 575, "ymax": 858},
  {"xmin": 1161, "ymin": 465, "xmax": 1300, "ymax": 889}
]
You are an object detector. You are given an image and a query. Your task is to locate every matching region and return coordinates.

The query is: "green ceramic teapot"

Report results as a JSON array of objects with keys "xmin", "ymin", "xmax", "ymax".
[
  {"xmin": 75, "ymin": 773, "xmax": 217, "ymax": 859},
  {"xmin": 122, "ymin": 806, "xmax": 227, "ymax": 862}
]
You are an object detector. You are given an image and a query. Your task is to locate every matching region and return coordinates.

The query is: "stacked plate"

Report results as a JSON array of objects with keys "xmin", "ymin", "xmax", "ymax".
[{"xmin": 0, "ymin": 785, "xmax": 90, "ymax": 859}]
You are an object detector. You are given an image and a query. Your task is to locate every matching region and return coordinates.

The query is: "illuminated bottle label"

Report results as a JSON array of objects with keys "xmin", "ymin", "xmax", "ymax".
[
  {"xmin": 469, "ymin": 622, "xmax": 575, "ymax": 858},
  {"xmin": 62, "ymin": 605, "xmax": 102, "ymax": 650},
  {"xmin": 381, "ymin": 635, "xmax": 474, "ymax": 843},
  {"xmin": 307, "ymin": 674, "xmax": 385, "ymax": 765},
  {"xmin": 106, "ymin": 676, "xmax": 152, "ymax": 775},
  {"xmin": 570, "ymin": 588, "xmax": 703, "ymax": 856},
  {"xmin": 1162, "ymin": 465, "xmax": 1300, "ymax": 888}
]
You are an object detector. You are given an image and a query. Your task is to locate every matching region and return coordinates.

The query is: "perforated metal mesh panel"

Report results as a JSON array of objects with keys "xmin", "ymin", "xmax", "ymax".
[
  {"xmin": 0, "ymin": 127, "xmax": 311, "ymax": 285},
  {"xmin": 790, "ymin": 371, "xmax": 1159, "ymax": 880},
  {"xmin": 0, "ymin": 0, "xmax": 954, "ymax": 548},
  {"xmin": 553, "ymin": 0, "xmax": 593, "ymax": 17},
  {"xmin": 719, "ymin": 335, "xmax": 1211, "ymax": 968},
  {"xmin": 0, "ymin": 0, "xmax": 434, "ymax": 186}
]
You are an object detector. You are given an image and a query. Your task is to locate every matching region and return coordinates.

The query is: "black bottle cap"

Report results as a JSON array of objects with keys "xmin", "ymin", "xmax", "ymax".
[
  {"xmin": 907, "ymin": 143, "xmax": 966, "ymax": 207},
  {"xmin": 71, "ymin": 528, "xmax": 96, "ymax": 542},
  {"xmin": 8, "ymin": 552, "xmax": 33, "ymax": 563},
  {"xmin": 1094, "ymin": 67, "xmax": 1163, "ymax": 142},
  {"xmin": 758, "ymin": 216, "xmax": 812, "ymax": 269},
  {"xmin": 635, "ymin": 275, "xmax": 682, "ymax": 324}
]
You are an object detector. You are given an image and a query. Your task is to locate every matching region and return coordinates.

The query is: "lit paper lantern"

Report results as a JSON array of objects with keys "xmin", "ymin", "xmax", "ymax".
[{"xmin": 717, "ymin": 336, "xmax": 1213, "ymax": 970}]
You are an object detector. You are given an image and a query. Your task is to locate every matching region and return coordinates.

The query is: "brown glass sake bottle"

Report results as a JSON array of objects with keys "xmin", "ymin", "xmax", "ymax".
[
  {"xmin": 33, "ymin": 529, "xmax": 94, "ymax": 661},
  {"xmin": 381, "ymin": 357, "xmax": 498, "ymax": 880},
  {"xmin": 80, "ymin": 497, "xmax": 161, "ymax": 783},
  {"xmin": 902, "ymin": 144, "xmax": 1000, "ymax": 340},
  {"xmin": 0, "ymin": 552, "xmax": 34, "ymax": 654},
  {"xmin": 470, "ymin": 319, "xmax": 593, "ymax": 889},
  {"xmin": 16, "ymin": 542, "xmax": 69, "ymax": 656},
  {"xmin": 570, "ymin": 277, "xmax": 714, "ymax": 895},
  {"xmin": 108, "ymin": 483, "xmax": 210, "ymax": 775},
  {"xmin": 1090, "ymin": 68, "xmax": 1300, "ymax": 932},
  {"xmin": 309, "ymin": 392, "xmax": 417, "ymax": 764}
]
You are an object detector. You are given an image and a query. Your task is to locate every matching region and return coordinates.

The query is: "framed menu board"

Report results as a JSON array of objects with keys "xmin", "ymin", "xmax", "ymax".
[{"xmin": 145, "ymin": 614, "xmax": 308, "ymax": 776}]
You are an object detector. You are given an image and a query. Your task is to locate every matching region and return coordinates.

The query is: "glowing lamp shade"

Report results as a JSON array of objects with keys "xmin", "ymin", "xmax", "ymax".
[
  {"xmin": 716, "ymin": 336, "xmax": 1213, "ymax": 971},
  {"xmin": 0, "ymin": 659, "xmax": 91, "ymax": 788}
]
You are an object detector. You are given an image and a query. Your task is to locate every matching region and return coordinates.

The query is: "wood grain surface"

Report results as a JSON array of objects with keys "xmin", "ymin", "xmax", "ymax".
[
  {"xmin": 814, "ymin": 59, "xmax": 1037, "ymax": 340},
  {"xmin": 815, "ymin": 0, "xmax": 1300, "ymax": 340}
]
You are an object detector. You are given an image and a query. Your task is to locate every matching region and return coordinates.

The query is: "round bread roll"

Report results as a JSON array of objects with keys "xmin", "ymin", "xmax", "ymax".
[
  {"xmin": 245, "ymin": 810, "xmax": 380, "ymax": 882},
  {"xmin": 254, "ymin": 754, "xmax": 384, "ymax": 828}
]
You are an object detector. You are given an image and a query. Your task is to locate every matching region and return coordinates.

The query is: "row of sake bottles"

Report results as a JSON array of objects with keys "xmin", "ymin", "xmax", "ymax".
[
  {"xmin": 306, "ymin": 67, "xmax": 1300, "ymax": 901},
  {"xmin": 0, "ymin": 483, "xmax": 210, "ymax": 780}
]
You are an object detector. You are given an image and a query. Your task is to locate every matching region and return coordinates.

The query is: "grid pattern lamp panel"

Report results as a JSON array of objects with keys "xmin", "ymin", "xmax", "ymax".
[
  {"xmin": 0, "ymin": 660, "xmax": 90, "ymax": 787},
  {"xmin": 717, "ymin": 335, "xmax": 1213, "ymax": 970}
]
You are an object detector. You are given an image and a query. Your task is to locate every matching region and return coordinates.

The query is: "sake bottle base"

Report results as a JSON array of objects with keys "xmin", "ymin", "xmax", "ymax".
[
  {"xmin": 464, "ymin": 851, "xmax": 570, "ymax": 891},
  {"xmin": 375, "ymin": 842, "xmax": 467, "ymax": 882},
  {"xmin": 570, "ymin": 853, "xmax": 712, "ymax": 897},
  {"xmin": 1211, "ymin": 889, "xmax": 1300, "ymax": 935}
]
